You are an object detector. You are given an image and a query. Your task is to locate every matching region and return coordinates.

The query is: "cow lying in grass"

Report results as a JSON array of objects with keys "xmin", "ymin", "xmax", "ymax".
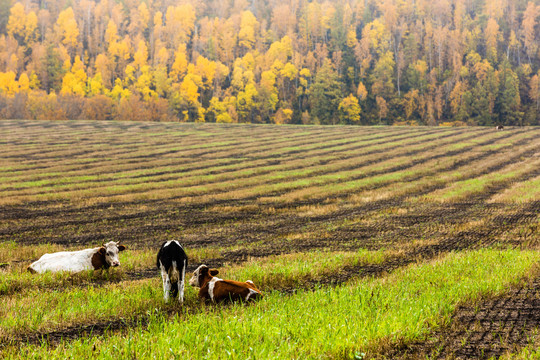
[
  {"xmin": 27, "ymin": 241, "xmax": 126, "ymax": 274},
  {"xmin": 189, "ymin": 264, "xmax": 263, "ymax": 303},
  {"xmin": 156, "ymin": 240, "xmax": 188, "ymax": 303}
]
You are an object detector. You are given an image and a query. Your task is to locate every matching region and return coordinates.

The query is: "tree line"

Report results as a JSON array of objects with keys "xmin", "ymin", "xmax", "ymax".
[{"xmin": 0, "ymin": 0, "xmax": 539, "ymax": 125}]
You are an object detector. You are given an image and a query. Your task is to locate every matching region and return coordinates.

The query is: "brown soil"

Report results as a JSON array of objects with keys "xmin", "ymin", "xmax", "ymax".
[{"xmin": 385, "ymin": 277, "xmax": 540, "ymax": 360}]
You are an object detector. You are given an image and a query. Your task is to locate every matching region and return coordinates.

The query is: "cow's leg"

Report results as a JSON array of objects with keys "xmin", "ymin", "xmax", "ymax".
[
  {"xmin": 178, "ymin": 259, "xmax": 186, "ymax": 304},
  {"xmin": 160, "ymin": 265, "xmax": 170, "ymax": 302}
]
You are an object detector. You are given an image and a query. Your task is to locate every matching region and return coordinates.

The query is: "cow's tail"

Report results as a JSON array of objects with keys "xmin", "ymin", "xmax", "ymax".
[{"xmin": 168, "ymin": 261, "xmax": 180, "ymax": 283}]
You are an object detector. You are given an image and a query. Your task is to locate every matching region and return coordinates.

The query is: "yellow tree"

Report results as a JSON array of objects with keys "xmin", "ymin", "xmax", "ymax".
[
  {"xmin": 7, "ymin": 3, "xmax": 38, "ymax": 45},
  {"xmin": 274, "ymin": 108, "xmax": 293, "ymax": 124},
  {"xmin": 88, "ymin": 73, "xmax": 106, "ymax": 96},
  {"xmin": 109, "ymin": 78, "xmax": 131, "ymax": 101},
  {"xmin": 60, "ymin": 56, "xmax": 87, "ymax": 96},
  {"xmin": 56, "ymin": 7, "xmax": 79, "ymax": 56},
  {"xmin": 346, "ymin": 26, "xmax": 357, "ymax": 48},
  {"xmin": 530, "ymin": 73, "xmax": 540, "ymax": 110},
  {"xmin": 164, "ymin": 4, "xmax": 196, "ymax": 47},
  {"xmin": 180, "ymin": 73, "xmax": 201, "ymax": 105},
  {"xmin": 95, "ymin": 53, "xmax": 112, "ymax": 88},
  {"xmin": 238, "ymin": 11, "xmax": 259, "ymax": 51},
  {"xmin": 128, "ymin": 2, "xmax": 150, "ymax": 37},
  {"xmin": 194, "ymin": 56, "xmax": 217, "ymax": 91},
  {"xmin": 0, "ymin": 71, "xmax": 19, "ymax": 96},
  {"xmin": 265, "ymin": 36, "xmax": 293, "ymax": 67},
  {"xmin": 135, "ymin": 65, "xmax": 156, "ymax": 100},
  {"xmin": 105, "ymin": 20, "xmax": 119, "ymax": 52},
  {"xmin": 208, "ymin": 96, "xmax": 238, "ymax": 123},
  {"xmin": 376, "ymin": 96, "xmax": 388, "ymax": 123},
  {"xmin": 403, "ymin": 89, "xmax": 419, "ymax": 119},
  {"xmin": 18, "ymin": 73, "xmax": 30, "ymax": 93},
  {"xmin": 259, "ymin": 69, "xmax": 279, "ymax": 121},
  {"xmin": 169, "ymin": 69, "xmax": 204, "ymax": 122},
  {"xmin": 132, "ymin": 39, "xmax": 148, "ymax": 71},
  {"xmin": 237, "ymin": 82, "xmax": 258, "ymax": 122},
  {"xmin": 357, "ymin": 82, "xmax": 368, "ymax": 101},
  {"xmin": 338, "ymin": 94, "xmax": 361, "ymax": 124},
  {"xmin": 24, "ymin": 11, "xmax": 38, "ymax": 44},
  {"xmin": 485, "ymin": 18, "xmax": 499, "ymax": 63},
  {"xmin": 171, "ymin": 44, "xmax": 188, "ymax": 81},
  {"xmin": 7, "ymin": 3, "xmax": 26, "ymax": 41},
  {"xmin": 522, "ymin": 2, "xmax": 539, "ymax": 63}
]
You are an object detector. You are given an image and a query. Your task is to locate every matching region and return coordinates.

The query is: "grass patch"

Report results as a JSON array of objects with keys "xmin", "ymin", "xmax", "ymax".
[
  {"xmin": 3, "ymin": 249, "xmax": 538, "ymax": 359},
  {"xmin": 217, "ymin": 249, "xmax": 388, "ymax": 290}
]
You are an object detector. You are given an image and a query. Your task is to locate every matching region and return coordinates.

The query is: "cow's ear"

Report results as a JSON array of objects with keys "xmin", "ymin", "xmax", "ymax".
[
  {"xmin": 210, "ymin": 269, "xmax": 219, "ymax": 276},
  {"xmin": 118, "ymin": 245, "xmax": 126, "ymax": 251},
  {"xmin": 98, "ymin": 247, "xmax": 106, "ymax": 256}
]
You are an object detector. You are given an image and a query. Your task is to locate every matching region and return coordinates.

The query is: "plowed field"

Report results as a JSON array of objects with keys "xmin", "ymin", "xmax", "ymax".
[{"xmin": 1, "ymin": 120, "xmax": 539, "ymax": 359}]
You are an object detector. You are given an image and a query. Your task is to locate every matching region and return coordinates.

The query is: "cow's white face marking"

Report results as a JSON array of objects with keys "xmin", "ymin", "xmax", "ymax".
[
  {"xmin": 246, "ymin": 288, "xmax": 258, "ymax": 301},
  {"xmin": 103, "ymin": 241, "xmax": 125, "ymax": 267},
  {"xmin": 189, "ymin": 264, "xmax": 206, "ymax": 287}
]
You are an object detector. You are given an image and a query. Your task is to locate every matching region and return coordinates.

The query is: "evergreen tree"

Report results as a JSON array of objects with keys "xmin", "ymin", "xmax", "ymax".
[{"xmin": 309, "ymin": 60, "xmax": 343, "ymax": 125}]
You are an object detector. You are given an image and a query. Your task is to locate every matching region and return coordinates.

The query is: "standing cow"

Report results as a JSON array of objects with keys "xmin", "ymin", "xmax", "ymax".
[
  {"xmin": 27, "ymin": 241, "xmax": 126, "ymax": 273},
  {"xmin": 156, "ymin": 240, "xmax": 188, "ymax": 303},
  {"xmin": 189, "ymin": 264, "xmax": 263, "ymax": 303}
]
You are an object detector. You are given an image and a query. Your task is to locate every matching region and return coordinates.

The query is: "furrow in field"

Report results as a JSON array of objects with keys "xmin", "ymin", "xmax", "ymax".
[
  {"xmin": 0, "ymin": 126, "xmax": 407, "ymax": 185},
  {"xmin": 1, "ymin": 130, "xmax": 533, "ymax": 249},
  {"xmin": 0, "ymin": 128, "xmax": 451, "ymax": 205},
  {"xmin": 0, "ymin": 128, "xmax": 422, "ymax": 193},
  {"xmin": 0, "ymin": 130, "xmax": 492, "ymax": 237},
  {"xmin": 186, "ymin": 133, "xmax": 539, "ymax": 258}
]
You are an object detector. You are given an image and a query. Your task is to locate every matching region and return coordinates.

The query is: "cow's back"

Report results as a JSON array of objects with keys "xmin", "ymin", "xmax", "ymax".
[
  {"xmin": 28, "ymin": 248, "xmax": 97, "ymax": 273},
  {"xmin": 206, "ymin": 279, "xmax": 263, "ymax": 303}
]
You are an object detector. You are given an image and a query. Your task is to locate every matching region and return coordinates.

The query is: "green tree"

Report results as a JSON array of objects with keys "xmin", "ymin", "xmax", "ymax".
[
  {"xmin": 309, "ymin": 60, "xmax": 343, "ymax": 125},
  {"xmin": 496, "ymin": 61, "xmax": 523, "ymax": 126}
]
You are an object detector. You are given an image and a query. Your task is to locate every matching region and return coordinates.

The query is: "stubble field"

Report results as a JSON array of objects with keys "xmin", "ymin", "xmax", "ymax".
[{"xmin": 0, "ymin": 120, "xmax": 539, "ymax": 359}]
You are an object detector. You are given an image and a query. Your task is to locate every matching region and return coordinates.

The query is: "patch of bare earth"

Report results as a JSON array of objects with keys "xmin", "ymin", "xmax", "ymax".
[{"xmin": 384, "ymin": 277, "xmax": 540, "ymax": 360}]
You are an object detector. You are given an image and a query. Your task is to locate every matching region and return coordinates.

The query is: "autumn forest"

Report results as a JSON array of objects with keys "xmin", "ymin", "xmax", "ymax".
[{"xmin": 0, "ymin": 0, "xmax": 539, "ymax": 125}]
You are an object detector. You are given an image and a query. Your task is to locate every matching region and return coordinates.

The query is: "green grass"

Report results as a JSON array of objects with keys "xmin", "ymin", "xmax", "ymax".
[
  {"xmin": 425, "ymin": 157, "xmax": 540, "ymax": 202},
  {"xmin": 0, "ymin": 248, "xmax": 390, "ymax": 338},
  {"xmin": 492, "ymin": 174, "xmax": 540, "ymax": 203},
  {"xmin": 4, "ymin": 249, "xmax": 537, "ymax": 359},
  {"xmin": 216, "ymin": 249, "xmax": 389, "ymax": 290}
]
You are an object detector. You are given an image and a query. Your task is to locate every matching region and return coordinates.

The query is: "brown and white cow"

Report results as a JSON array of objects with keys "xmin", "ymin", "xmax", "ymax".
[
  {"xmin": 496, "ymin": 125, "xmax": 504, "ymax": 131},
  {"xmin": 189, "ymin": 265, "xmax": 263, "ymax": 303},
  {"xmin": 27, "ymin": 241, "xmax": 126, "ymax": 274}
]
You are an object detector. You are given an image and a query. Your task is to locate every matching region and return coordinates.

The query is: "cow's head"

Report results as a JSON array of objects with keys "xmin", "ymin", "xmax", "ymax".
[
  {"xmin": 98, "ymin": 241, "xmax": 126, "ymax": 267},
  {"xmin": 189, "ymin": 265, "xmax": 219, "ymax": 287}
]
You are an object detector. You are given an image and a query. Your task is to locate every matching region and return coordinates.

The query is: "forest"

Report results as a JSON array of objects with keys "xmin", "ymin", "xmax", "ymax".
[{"xmin": 0, "ymin": 0, "xmax": 539, "ymax": 126}]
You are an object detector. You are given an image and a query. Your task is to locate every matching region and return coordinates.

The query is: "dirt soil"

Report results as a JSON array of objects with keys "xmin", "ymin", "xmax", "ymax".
[{"xmin": 385, "ymin": 277, "xmax": 540, "ymax": 359}]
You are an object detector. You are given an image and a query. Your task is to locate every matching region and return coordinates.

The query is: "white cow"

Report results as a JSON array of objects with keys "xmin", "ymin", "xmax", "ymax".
[{"xmin": 27, "ymin": 241, "xmax": 126, "ymax": 274}]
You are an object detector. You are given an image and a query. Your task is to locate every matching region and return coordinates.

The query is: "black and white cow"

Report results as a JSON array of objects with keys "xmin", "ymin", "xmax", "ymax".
[
  {"xmin": 156, "ymin": 240, "xmax": 188, "ymax": 303},
  {"xmin": 27, "ymin": 241, "xmax": 126, "ymax": 273}
]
